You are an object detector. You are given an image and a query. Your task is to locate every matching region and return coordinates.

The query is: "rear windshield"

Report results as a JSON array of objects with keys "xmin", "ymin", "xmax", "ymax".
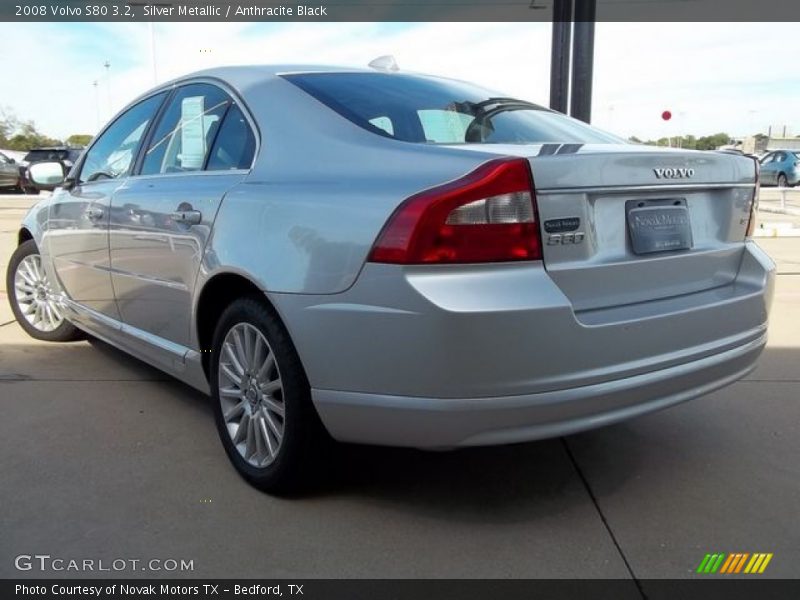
[{"xmin": 283, "ymin": 72, "xmax": 622, "ymax": 145}]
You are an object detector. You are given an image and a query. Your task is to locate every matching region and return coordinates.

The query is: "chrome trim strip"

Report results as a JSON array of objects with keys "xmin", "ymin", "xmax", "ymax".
[
  {"xmin": 64, "ymin": 298, "xmax": 188, "ymax": 361},
  {"xmin": 537, "ymin": 182, "xmax": 757, "ymax": 195}
]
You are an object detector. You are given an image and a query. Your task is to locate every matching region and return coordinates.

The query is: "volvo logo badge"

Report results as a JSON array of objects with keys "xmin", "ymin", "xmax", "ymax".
[{"xmin": 654, "ymin": 167, "xmax": 695, "ymax": 179}]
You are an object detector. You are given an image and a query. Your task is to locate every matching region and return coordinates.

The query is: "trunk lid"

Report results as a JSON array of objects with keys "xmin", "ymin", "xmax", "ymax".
[{"xmin": 448, "ymin": 143, "xmax": 758, "ymax": 311}]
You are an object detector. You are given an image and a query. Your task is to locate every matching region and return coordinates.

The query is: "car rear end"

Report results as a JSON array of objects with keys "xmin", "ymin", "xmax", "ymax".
[{"xmin": 276, "ymin": 71, "xmax": 774, "ymax": 448}]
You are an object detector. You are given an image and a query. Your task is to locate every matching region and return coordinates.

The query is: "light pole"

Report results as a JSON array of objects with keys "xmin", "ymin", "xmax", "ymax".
[
  {"xmin": 92, "ymin": 80, "xmax": 100, "ymax": 131},
  {"xmin": 149, "ymin": 23, "xmax": 158, "ymax": 84},
  {"xmin": 103, "ymin": 60, "xmax": 112, "ymax": 118}
]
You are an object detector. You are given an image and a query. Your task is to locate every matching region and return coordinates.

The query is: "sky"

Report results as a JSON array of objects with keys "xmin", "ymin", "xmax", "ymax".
[{"xmin": 1, "ymin": 21, "xmax": 797, "ymax": 142}]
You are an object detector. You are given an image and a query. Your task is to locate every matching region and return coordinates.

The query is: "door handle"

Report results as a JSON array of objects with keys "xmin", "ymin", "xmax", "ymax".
[
  {"xmin": 170, "ymin": 209, "xmax": 202, "ymax": 225},
  {"xmin": 85, "ymin": 207, "xmax": 104, "ymax": 220}
]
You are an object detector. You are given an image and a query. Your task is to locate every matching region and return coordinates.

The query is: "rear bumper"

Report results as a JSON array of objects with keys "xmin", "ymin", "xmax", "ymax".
[
  {"xmin": 312, "ymin": 329, "xmax": 765, "ymax": 448},
  {"xmin": 271, "ymin": 241, "xmax": 775, "ymax": 448}
]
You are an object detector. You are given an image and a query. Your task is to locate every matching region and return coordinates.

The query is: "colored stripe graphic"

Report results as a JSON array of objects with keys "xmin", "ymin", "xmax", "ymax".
[
  {"xmin": 702, "ymin": 552, "xmax": 774, "ymax": 575},
  {"xmin": 696, "ymin": 554, "xmax": 713, "ymax": 573},
  {"xmin": 734, "ymin": 553, "xmax": 749, "ymax": 573},
  {"xmin": 710, "ymin": 553, "xmax": 726, "ymax": 573},
  {"xmin": 758, "ymin": 553, "xmax": 773, "ymax": 573},
  {"xmin": 719, "ymin": 554, "xmax": 736, "ymax": 574}
]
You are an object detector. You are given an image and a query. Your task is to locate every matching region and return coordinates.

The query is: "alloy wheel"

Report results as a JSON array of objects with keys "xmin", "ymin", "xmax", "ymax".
[
  {"xmin": 217, "ymin": 322, "xmax": 286, "ymax": 468},
  {"xmin": 13, "ymin": 253, "xmax": 65, "ymax": 333}
]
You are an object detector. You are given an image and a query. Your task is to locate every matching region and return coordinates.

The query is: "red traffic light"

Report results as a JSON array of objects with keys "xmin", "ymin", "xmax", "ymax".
[{"xmin": 661, "ymin": 110, "xmax": 672, "ymax": 121}]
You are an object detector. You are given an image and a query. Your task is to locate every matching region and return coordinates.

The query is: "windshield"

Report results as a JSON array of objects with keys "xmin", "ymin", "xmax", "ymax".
[{"xmin": 283, "ymin": 72, "xmax": 623, "ymax": 145}]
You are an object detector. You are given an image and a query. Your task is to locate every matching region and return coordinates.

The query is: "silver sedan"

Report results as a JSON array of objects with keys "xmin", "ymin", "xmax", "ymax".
[{"xmin": 7, "ymin": 65, "xmax": 774, "ymax": 493}]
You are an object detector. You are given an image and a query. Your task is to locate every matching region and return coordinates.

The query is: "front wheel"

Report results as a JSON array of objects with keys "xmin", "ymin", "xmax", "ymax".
[
  {"xmin": 6, "ymin": 240, "xmax": 81, "ymax": 341},
  {"xmin": 777, "ymin": 173, "xmax": 788, "ymax": 188},
  {"xmin": 210, "ymin": 296, "xmax": 328, "ymax": 493}
]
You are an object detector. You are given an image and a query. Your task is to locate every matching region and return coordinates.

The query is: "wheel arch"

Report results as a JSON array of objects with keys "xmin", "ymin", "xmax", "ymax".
[
  {"xmin": 194, "ymin": 271, "xmax": 290, "ymax": 380},
  {"xmin": 18, "ymin": 227, "xmax": 33, "ymax": 246}
]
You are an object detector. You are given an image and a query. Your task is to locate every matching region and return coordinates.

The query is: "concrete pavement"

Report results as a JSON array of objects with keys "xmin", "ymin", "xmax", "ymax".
[{"xmin": 0, "ymin": 195, "xmax": 798, "ymax": 586}]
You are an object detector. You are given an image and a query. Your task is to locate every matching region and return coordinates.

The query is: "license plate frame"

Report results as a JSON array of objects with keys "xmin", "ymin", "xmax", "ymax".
[{"xmin": 626, "ymin": 198, "xmax": 693, "ymax": 255}]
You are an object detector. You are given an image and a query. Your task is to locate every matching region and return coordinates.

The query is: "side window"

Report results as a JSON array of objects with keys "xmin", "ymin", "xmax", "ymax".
[
  {"xmin": 141, "ymin": 84, "xmax": 231, "ymax": 175},
  {"xmin": 79, "ymin": 92, "xmax": 166, "ymax": 183},
  {"xmin": 368, "ymin": 116, "xmax": 394, "ymax": 136},
  {"xmin": 417, "ymin": 109, "xmax": 474, "ymax": 143},
  {"xmin": 206, "ymin": 105, "xmax": 256, "ymax": 171}
]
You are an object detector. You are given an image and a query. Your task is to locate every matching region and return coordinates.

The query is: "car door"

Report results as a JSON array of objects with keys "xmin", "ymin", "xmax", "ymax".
[
  {"xmin": 759, "ymin": 152, "xmax": 777, "ymax": 184},
  {"xmin": 108, "ymin": 82, "xmax": 256, "ymax": 350},
  {"xmin": 46, "ymin": 92, "xmax": 167, "ymax": 319},
  {"xmin": 0, "ymin": 152, "xmax": 18, "ymax": 187}
]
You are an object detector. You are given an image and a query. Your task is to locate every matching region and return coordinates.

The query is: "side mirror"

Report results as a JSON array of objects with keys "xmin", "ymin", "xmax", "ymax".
[{"xmin": 28, "ymin": 161, "xmax": 66, "ymax": 190}]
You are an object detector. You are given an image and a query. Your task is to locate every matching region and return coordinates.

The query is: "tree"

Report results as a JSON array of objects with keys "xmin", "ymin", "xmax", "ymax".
[
  {"xmin": 0, "ymin": 107, "xmax": 61, "ymax": 150},
  {"xmin": 66, "ymin": 134, "xmax": 93, "ymax": 147}
]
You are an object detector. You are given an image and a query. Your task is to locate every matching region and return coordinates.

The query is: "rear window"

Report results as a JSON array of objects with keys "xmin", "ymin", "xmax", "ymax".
[{"xmin": 283, "ymin": 72, "xmax": 622, "ymax": 145}]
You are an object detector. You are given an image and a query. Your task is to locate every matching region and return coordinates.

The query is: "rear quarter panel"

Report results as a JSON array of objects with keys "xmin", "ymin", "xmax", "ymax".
[{"xmin": 202, "ymin": 76, "xmax": 497, "ymax": 295}]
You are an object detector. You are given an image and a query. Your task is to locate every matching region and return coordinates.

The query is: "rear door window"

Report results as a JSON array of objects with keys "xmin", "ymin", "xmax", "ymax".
[
  {"xmin": 140, "ymin": 83, "xmax": 231, "ymax": 175},
  {"xmin": 206, "ymin": 105, "xmax": 256, "ymax": 171}
]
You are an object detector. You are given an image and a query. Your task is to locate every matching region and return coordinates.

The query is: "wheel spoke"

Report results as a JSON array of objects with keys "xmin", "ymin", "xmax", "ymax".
[
  {"xmin": 232, "ymin": 413, "xmax": 249, "ymax": 445},
  {"xmin": 263, "ymin": 408, "xmax": 283, "ymax": 443},
  {"xmin": 232, "ymin": 328, "xmax": 248, "ymax": 372},
  {"xmin": 223, "ymin": 342, "xmax": 245, "ymax": 378},
  {"xmin": 219, "ymin": 386, "xmax": 241, "ymax": 398},
  {"xmin": 223, "ymin": 400, "xmax": 246, "ymax": 421},
  {"xmin": 220, "ymin": 362, "xmax": 242, "ymax": 386},
  {"xmin": 260, "ymin": 378, "xmax": 282, "ymax": 395},
  {"xmin": 252, "ymin": 334, "xmax": 264, "ymax": 371},
  {"xmin": 259, "ymin": 416, "xmax": 275, "ymax": 458},
  {"xmin": 244, "ymin": 416, "xmax": 256, "ymax": 459},
  {"xmin": 256, "ymin": 353, "xmax": 275, "ymax": 382},
  {"xmin": 262, "ymin": 396, "xmax": 285, "ymax": 417}
]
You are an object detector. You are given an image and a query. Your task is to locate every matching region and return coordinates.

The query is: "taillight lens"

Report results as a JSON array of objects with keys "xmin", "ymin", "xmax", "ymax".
[{"xmin": 368, "ymin": 158, "xmax": 541, "ymax": 264}]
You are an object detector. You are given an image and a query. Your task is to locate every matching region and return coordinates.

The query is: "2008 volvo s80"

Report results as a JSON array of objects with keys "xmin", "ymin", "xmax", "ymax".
[{"xmin": 7, "ymin": 65, "xmax": 775, "ymax": 492}]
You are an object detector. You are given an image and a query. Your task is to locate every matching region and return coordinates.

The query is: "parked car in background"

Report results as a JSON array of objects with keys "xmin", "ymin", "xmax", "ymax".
[
  {"xmin": 0, "ymin": 151, "xmax": 20, "ymax": 191},
  {"xmin": 6, "ymin": 65, "xmax": 774, "ymax": 493},
  {"xmin": 759, "ymin": 149, "xmax": 800, "ymax": 187},
  {"xmin": 18, "ymin": 146, "xmax": 84, "ymax": 194}
]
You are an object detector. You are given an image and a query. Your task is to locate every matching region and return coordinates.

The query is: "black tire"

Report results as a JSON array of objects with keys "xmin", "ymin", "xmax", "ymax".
[
  {"xmin": 777, "ymin": 173, "xmax": 788, "ymax": 188},
  {"xmin": 23, "ymin": 186, "xmax": 40, "ymax": 195},
  {"xmin": 210, "ymin": 296, "xmax": 328, "ymax": 494},
  {"xmin": 6, "ymin": 239, "xmax": 81, "ymax": 342}
]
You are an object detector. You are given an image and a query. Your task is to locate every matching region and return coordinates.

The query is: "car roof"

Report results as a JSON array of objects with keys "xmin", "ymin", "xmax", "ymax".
[{"xmin": 159, "ymin": 64, "xmax": 375, "ymax": 92}]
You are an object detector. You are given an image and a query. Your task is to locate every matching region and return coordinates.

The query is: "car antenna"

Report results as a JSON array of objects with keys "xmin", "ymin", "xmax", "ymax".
[{"xmin": 368, "ymin": 55, "xmax": 399, "ymax": 72}]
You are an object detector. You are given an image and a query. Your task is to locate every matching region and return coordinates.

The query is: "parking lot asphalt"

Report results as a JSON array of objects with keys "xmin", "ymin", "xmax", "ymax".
[{"xmin": 1, "ymin": 195, "xmax": 798, "ymax": 588}]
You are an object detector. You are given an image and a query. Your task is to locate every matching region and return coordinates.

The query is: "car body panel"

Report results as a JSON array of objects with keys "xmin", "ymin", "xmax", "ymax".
[
  {"xmin": 46, "ymin": 180, "xmax": 122, "ymax": 319},
  {"xmin": 13, "ymin": 65, "xmax": 774, "ymax": 450},
  {"xmin": 110, "ymin": 171, "xmax": 246, "ymax": 347}
]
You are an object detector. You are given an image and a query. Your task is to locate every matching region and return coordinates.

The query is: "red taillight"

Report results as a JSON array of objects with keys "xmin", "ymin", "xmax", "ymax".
[{"xmin": 368, "ymin": 158, "xmax": 541, "ymax": 264}]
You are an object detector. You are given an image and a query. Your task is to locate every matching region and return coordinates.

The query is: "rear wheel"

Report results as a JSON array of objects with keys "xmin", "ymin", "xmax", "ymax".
[
  {"xmin": 210, "ymin": 296, "xmax": 327, "ymax": 493},
  {"xmin": 777, "ymin": 173, "xmax": 788, "ymax": 187},
  {"xmin": 6, "ymin": 240, "xmax": 81, "ymax": 341}
]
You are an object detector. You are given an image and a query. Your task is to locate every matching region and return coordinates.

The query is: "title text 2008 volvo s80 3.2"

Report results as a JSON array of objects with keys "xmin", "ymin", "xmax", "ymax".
[{"xmin": 7, "ymin": 65, "xmax": 774, "ymax": 493}]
